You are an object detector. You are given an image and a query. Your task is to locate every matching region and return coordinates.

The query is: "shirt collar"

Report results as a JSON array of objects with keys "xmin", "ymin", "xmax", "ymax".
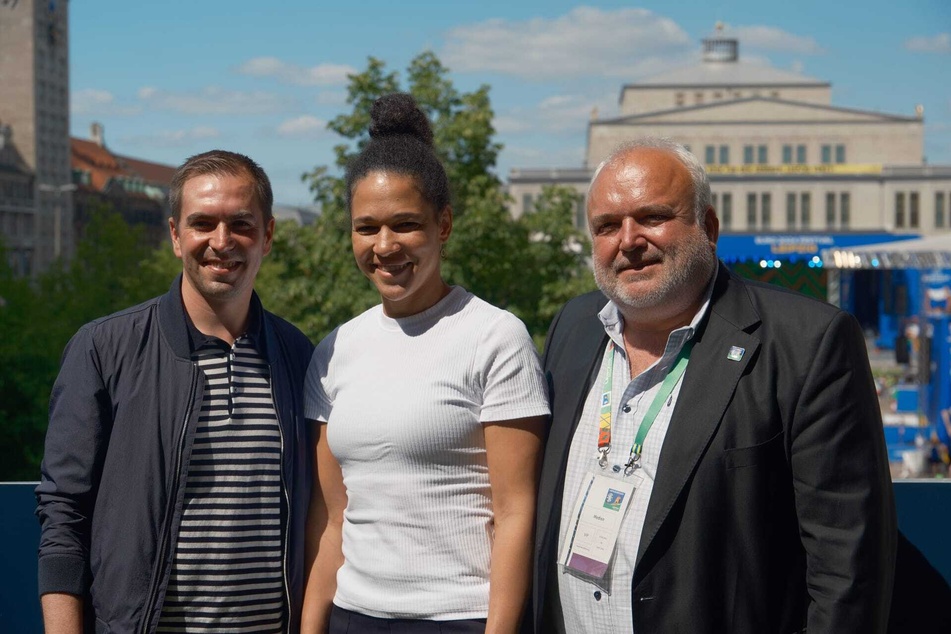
[
  {"xmin": 598, "ymin": 261, "xmax": 719, "ymax": 352},
  {"xmin": 183, "ymin": 296, "xmax": 264, "ymax": 352}
]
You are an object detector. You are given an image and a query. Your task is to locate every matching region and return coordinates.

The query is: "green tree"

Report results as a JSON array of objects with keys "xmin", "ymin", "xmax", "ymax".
[
  {"xmin": 285, "ymin": 51, "xmax": 592, "ymax": 346},
  {"xmin": 0, "ymin": 206, "xmax": 167, "ymax": 480},
  {"xmin": 517, "ymin": 186, "xmax": 597, "ymax": 343}
]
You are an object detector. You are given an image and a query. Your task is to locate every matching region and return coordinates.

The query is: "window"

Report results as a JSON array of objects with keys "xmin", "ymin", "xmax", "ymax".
[
  {"xmin": 575, "ymin": 195, "xmax": 586, "ymax": 229},
  {"xmin": 695, "ymin": 91, "xmax": 704, "ymax": 104},
  {"xmin": 910, "ymin": 192, "xmax": 920, "ymax": 228},
  {"xmin": 705, "ymin": 145, "xmax": 716, "ymax": 165},
  {"xmin": 835, "ymin": 144, "xmax": 846, "ymax": 164},
  {"xmin": 782, "ymin": 145, "xmax": 793, "ymax": 165},
  {"xmin": 522, "ymin": 193, "xmax": 533, "ymax": 215},
  {"xmin": 840, "ymin": 193, "xmax": 850, "ymax": 228},
  {"xmin": 721, "ymin": 193, "xmax": 733, "ymax": 229},
  {"xmin": 676, "ymin": 92, "xmax": 685, "ymax": 107},
  {"xmin": 796, "ymin": 145, "xmax": 807, "ymax": 163},
  {"xmin": 743, "ymin": 145, "xmax": 754, "ymax": 165},
  {"xmin": 895, "ymin": 192, "xmax": 905, "ymax": 228},
  {"xmin": 757, "ymin": 145, "xmax": 768, "ymax": 164},
  {"xmin": 786, "ymin": 193, "xmax": 797, "ymax": 228},
  {"xmin": 821, "ymin": 145, "xmax": 832, "ymax": 164},
  {"xmin": 747, "ymin": 193, "xmax": 757, "ymax": 228},
  {"xmin": 937, "ymin": 192, "xmax": 946, "ymax": 229},
  {"xmin": 826, "ymin": 192, "xmax": 836, "ymax": 228},
  {"xmin": 801, "ymin": 193, "xmax": 811, "ymax": 227},
  {"xmin": 761, "ymin": 193, "xmax": 772, "ymax": 228},
  {"xmin": 713, "ymin": 91, "xmax": 723, "ymax": 100},
  {"xmin": 719, "ymin": 145, "xmax": 730, "ymax": 165}
]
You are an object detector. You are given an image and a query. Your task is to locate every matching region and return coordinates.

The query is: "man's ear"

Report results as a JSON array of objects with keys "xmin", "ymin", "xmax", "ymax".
[
  {"xmin": 169, "ymin": 217, "xmax": 183, "ymax": 259},
  {"xmin": 702, "ymin": 206, "xmax": 719, "ymax": 245},
  {"xmin": 263, "ymin": 217, "xmax": 275, "ymax": 256}
]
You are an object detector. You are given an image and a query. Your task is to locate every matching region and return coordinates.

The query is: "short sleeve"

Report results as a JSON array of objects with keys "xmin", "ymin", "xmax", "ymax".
[
  {"xmin": 477, "ymin": 311, "xmax": 551, "ymax": 423},
  {"xmin": 303, "ymin": 330, "xmax": 337, "ymax": 423}
]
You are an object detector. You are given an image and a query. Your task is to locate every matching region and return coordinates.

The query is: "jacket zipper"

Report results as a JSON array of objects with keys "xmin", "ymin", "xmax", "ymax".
[
  {"xmin": 139, "ymin": 368, "xmax": 199, "ymax": 634},
  {"xmin": 272, "ymin": 362, "xmax": 292, "ymax": 631}
]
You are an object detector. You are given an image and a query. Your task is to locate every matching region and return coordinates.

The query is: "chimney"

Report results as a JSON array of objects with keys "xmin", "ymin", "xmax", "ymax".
[{"xmin": 91, "ymin": 122, "xmax": 105, "ymax": 147}]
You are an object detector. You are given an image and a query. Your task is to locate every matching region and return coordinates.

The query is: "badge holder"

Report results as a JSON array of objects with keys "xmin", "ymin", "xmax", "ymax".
[{"xmin": 558, "ymin": 470, "xmax": 640, "ymax": 594}]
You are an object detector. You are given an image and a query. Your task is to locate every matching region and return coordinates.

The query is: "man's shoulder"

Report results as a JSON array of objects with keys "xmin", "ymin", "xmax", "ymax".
[
  {"xmin": 79, "ymin": 294, "xmax": 164, "ymax": 338},
  {"xmin": 725, "ymin": 271, "xmax": 841, "ymax": 320},
  {"xmin": 560, "ymin": 290, "xmax": 609, "ymax": 321},
  {"xmin": 262, "ymin": 310, "xmax": 315, "ymax": 355}
]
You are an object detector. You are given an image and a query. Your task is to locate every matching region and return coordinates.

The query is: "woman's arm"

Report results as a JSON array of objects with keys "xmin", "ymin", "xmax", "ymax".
[
  {"xmin": 484, "ymin": 416, "xmax": 547, "ymax": 634},
  {"xmin": 301, "ymin": 421, "xmax": 348, "ymax": 634}
]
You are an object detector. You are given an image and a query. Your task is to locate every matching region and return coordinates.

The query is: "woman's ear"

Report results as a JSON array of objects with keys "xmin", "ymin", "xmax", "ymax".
[{"xmin": 438, "ymin": 206, "xmax": 453, "ymax": 242}]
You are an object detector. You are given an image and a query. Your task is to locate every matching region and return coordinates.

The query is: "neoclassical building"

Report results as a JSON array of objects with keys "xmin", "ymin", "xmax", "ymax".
[{"xmin": 509, "ymin": 31, "xmax": 951, "ymax": 242}]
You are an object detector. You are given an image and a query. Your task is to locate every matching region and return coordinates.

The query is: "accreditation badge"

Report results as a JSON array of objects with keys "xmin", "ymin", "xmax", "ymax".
[{"xmin": 558, "ymin": 471, "xmax": 641, "ymax": 593}]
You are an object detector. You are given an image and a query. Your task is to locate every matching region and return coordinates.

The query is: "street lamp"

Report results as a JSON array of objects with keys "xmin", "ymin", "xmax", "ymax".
[{"xmin": 37, "ymin": 182, "xmax": 77, "ymax": 259}]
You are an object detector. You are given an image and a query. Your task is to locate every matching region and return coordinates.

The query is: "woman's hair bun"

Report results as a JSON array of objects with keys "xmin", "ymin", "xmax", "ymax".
[{"xmin": 369, "ymin": 93, "xmax": 434, "ymax": 147}]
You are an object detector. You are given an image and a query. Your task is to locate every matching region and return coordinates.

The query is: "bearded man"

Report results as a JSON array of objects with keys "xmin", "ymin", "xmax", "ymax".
[{"xmin": 531, "ymin": 138, "xmax": 896, "ymax": 634}]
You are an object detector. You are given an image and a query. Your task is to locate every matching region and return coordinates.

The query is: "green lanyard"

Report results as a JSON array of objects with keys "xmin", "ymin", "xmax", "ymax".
[{"xmin": 597, "ymin": 340, "xmax": 694, "ymax": 475}]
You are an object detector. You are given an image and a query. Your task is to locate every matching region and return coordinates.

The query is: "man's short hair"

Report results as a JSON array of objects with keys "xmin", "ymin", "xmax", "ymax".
[
  {"xmin": 169, "ymin": 150, "xmax": 273, "ymax": 223},
  {"xmin": 589, "ymin": 137, "xmax": 712, "ymax": 225}
]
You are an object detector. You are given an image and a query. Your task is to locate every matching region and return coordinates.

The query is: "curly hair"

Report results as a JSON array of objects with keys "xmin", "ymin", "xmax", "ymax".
[{"xmin": 345, "ymin": 93, "xmax": 450, "ymax": 215}]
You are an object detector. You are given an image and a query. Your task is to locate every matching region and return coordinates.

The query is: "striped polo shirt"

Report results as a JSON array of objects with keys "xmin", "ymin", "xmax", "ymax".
[{"xmin": 157, "ymin": 318, "xmax": 286, "ymax": 633}]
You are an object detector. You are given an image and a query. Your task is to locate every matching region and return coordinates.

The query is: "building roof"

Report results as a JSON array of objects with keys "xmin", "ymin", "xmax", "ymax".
[
  {"xmin": 71, "ymin": 137, "xmax": 175, "ymax": 195},
  {"xmin": 629, "ymin": 60, "xmax": 827, "ymax": 89},
  {"xmin": 71, "ymin": 138, "xmax": 124, "ymax": 190},
  {"xmin": 118, "ymin": 154, "xmax": 177, "ymax": 186},
  {"xmin": 594, "ymin": 96, "xmax": 919, "ymax": 126}
]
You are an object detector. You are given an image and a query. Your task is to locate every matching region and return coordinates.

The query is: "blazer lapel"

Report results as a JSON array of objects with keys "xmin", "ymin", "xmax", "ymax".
[{"xmin": 634, "ymin": 267, "xmax": 761, "ymax": 574}]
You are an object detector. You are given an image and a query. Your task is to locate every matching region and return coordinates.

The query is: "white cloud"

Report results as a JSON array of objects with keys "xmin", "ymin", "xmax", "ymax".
[
  {"xmin": 316, "ymin": 90, "xmax": 348, "ymax": 106},
  {"xmin": 726, "ymin": 25, "xmax": 824, "ymax": 54},
  {"xmin": 497, "ymin": 91, "xmax": 617, "ymax": 136},
  {"xmin": 276, "ymin": 115, "xmax": 326, "ymax": 137},
  {"xmin": 237, "ymin": 57, "xmax": 356, "ymax": 86},
  {"xmin": 120, "ymin": 126, "xmax": 221, "ymax": 148},
  {"xmin": 442, "ymin": 6, "xmax": 692, "ymax": 79},
  {"xmin": 136, "ymin": 85, "xmax": 293, "ymax": 115},
  {"xmin": 905, "ymin": 33, "xmax": 951, "ymax": 53},
  {"xmin": 71, "ymin": 88, "xmax": 141, "ymax": 116}
]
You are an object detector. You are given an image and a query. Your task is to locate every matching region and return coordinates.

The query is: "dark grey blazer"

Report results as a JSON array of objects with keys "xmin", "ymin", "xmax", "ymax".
[{"xmin": 533, "ymin": 264, "xmax": 897, "ymax": 633}]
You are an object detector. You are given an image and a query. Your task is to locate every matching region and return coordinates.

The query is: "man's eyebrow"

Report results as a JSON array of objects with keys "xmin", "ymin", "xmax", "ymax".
[
  {"xmin": 184, "ymin": 210, "xmax": 255, "ymax": 223},
  {"xmin": 352, "ymin": 211, "xmax": 426, "ymax": 224}
]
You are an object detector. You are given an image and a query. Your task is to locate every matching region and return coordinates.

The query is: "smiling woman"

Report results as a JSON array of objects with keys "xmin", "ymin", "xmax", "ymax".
[{"xmin": 301, "ymin": 93, "xmax": 551, "ymax": 634}]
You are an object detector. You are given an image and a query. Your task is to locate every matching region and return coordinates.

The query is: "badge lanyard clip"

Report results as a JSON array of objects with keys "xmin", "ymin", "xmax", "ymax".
[{"xmin": 597, "ymin": 340, "xmax": 693, "ymax": 474}]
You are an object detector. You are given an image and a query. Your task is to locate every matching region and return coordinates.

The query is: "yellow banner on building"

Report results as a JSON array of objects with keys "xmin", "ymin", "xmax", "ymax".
[{"xmin": 705, "ymin": 164, "xmax": 883, "ymax": 175}]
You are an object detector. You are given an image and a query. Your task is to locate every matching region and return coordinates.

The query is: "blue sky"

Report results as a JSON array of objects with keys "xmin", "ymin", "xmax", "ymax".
[{"xmin": 69, "ymin": 0, "xmax": 951, "ymax": 205}]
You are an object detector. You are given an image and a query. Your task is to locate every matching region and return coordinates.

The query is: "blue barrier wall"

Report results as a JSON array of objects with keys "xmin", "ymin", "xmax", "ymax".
[
  {"xmin": 3, "ymin": 481, "xmax": 949, "ymax": 632},
  {"xmin": 1, "ymin": 483, "xmax": 41, "ymax": 634}
]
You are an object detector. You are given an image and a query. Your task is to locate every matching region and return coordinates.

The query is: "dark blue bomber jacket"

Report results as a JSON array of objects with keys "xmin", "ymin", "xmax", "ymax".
[{"xmin": 35, "ymin": 275, "xmax": 315, "ymax": 634}]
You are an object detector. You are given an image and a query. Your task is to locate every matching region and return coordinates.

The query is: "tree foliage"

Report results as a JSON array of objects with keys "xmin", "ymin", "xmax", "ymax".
[
  {"xmin": 0, "ymin": 205, "xmax": 166, "ymax": 480},
  {"xmin": 291, "ymin": 51, "xmax": 594, "ymax": 345}
]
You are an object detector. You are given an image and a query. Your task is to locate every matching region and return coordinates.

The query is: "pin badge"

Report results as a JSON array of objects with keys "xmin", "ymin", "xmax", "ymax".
[{"xmin": 727, "ymin": 346, "xmax": 745, "ymax": 361}]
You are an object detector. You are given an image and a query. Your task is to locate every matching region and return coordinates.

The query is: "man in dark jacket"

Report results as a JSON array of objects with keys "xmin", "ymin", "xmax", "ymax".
[
  {"xmin": 36, "ymin": 150, "xmax": 315, "ymax": 633},
  {"xmin": 533, "ymin": 138, "xmax": 896, "ymax": 633}
]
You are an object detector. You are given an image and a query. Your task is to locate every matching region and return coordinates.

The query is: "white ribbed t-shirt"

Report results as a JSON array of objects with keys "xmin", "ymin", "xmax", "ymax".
[{"xmin": 304, "ymin": 286, "xmax": 550, "ymax": 620}]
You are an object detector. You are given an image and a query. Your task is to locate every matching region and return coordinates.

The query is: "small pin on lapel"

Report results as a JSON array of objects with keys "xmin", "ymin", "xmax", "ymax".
[{"xmin": 727, "ymin": 346, "xmax": 745, "ymax": 361}]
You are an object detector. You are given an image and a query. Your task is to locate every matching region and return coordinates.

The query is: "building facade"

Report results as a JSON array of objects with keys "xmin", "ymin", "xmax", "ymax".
[
  {"xmin": 71, "ymin": 123, "xmax": 176, "ymax": 249},
  {"xmin": 508, "ymin": 31, "xmax": 951, "ymax": 241},
  {"xmin": 0, "ymin": 0, "xmax": 71, "ymax": 275}
]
